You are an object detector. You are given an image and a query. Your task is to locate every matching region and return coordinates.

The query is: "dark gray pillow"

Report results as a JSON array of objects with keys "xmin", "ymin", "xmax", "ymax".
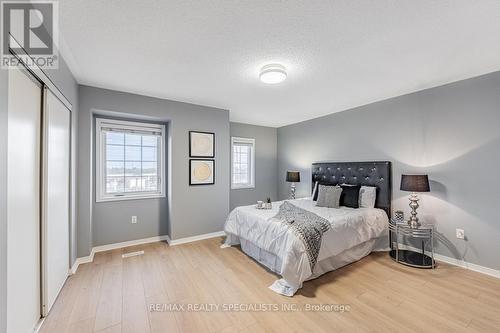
[
  {"xmin": 316, "ymin": 185, "xmax": 342, "ymax": 208},
  {"xmin": 340, "ymin": 185, "xmax": 361, "ymax": 208}
]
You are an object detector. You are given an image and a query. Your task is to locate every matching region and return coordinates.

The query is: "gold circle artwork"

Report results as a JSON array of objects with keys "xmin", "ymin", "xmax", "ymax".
[{"xmin": 193, "ymin": 162, "xmax": 212, "ymax": 181}]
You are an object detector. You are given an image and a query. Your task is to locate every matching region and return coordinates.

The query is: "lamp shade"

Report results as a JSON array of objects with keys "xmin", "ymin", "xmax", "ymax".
[
  {"xmin": 286, "ymin": 171, "xmax": 300, "ymax": 183},
  {"xmin": 400, "ymin": 174, "xmax": 430, "ymax": 192}
]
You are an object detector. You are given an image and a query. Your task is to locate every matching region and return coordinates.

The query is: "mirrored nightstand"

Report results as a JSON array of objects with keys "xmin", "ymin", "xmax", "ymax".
[{"xmin": 389, "ymin": 221, "xmax": 435, "ymax": 269}]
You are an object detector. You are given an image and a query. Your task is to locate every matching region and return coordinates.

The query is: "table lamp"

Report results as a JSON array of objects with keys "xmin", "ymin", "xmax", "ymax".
[
  {"xmin": 286, "ymin": 171, "xmax": 300, "ymax": 199},
  {"xmin": 400, "ymin": 174, "xmax": 430, "ymax": 228}
]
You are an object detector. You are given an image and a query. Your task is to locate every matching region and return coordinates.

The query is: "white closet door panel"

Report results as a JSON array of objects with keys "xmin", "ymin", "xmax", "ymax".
[
  {"xmin": 42, "ymin": 90, "xmax": 71, "ymax": 315},
  {"xmin": 7, "ymin": 68, "xmax": 42, "ymax": 333}
]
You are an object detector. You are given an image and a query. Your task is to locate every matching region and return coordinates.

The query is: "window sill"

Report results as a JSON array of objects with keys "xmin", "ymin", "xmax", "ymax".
[
  {"xmin": 96, "ymin": 193, "xmax": 166, "ymax": 203},
  {"xmin": 231, "ymin": 185, "xmax": 255, "ymax": 190}
]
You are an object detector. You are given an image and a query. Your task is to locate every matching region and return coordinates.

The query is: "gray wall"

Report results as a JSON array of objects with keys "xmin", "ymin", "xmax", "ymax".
[
  {"xmin": 230, "ymin": 122, "xmax": 277, "ymax": 210},
  {"xmin": 277, "ymin": 71, "xmax": 500, "ymax": 270},
  {"xmin": 77, "ymin": 85, "xmax": 230, "ymax": 256}
]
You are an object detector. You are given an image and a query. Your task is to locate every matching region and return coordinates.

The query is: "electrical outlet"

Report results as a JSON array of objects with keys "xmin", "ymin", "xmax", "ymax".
[
  {"xmin": 456, "ymin": 228, "xmax": 465, "ymax": 240},
  {"xmin": 131, "ymin": 216, "xmax": 138, "ymax": 224}
]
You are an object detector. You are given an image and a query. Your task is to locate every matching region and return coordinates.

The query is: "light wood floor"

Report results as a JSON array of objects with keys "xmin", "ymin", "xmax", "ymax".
[{"xmin": 40, "ymin": 237, "xmax": 500, "ymax": 333}]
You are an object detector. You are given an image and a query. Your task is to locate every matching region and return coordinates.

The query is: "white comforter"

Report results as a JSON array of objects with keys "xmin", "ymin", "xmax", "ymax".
[{"xmin": 223, "ymin": 198, "xmax": 388, "ymax": 295}]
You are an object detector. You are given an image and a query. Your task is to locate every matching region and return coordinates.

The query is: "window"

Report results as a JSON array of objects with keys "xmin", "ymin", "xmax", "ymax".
[
  {"xmin": 231, "ymin": 137, "xmax": 255, "ymax": 189},
  {"xmin": 96, "ymin": 118, "xmax": 165, "ymax": 202}
]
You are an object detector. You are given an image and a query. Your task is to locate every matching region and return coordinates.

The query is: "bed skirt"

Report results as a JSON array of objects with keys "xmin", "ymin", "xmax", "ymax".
[{"xmin": 228, "ymin": 234, "xmax": 389, "ymax": 296}]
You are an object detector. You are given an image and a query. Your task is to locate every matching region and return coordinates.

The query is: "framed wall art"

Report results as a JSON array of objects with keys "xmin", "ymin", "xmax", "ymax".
[
  {"xmin": 189, "ymin": 131, "xmax": 215, "ymax": 158},
  {"xmin": 189, "ymin": 159, "xmax": 215, "ymax": 185}
]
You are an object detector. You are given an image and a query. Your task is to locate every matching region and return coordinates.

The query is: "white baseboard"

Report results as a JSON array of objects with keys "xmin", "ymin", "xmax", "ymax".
[
  {"xmin": 33, "ymin": 317, "xmax": 45, "ymax": 333},
  {"xmin": 166, "ymin": 231, "xmax": 225, "ymax": 246},
  {"xmin": 70, "ymin": 235, "xmax": 169, "ymax": 274},
  {"xmin": 93, "ymin": 235, "xmax": 170, "ymax": 253},
  {"xmin": 70, "ymin": 232, "xmax": 225, "ymax": 274},
  {"xmin": 397, "ymin": 245, "xmax": 500, "ymax": 279},
  {"xmin": 69, "ymin": 255, "xmax": 93, "ymax": 275},
  {"xmin": 433, "ymin": 252, "xmax": 500, "ymax": 279}
]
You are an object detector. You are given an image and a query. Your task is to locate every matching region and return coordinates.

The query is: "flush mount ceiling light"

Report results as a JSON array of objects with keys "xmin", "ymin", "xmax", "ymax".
[{"xmin": 259, "ymin": 64, "xmax": 287, "ymax": 84}]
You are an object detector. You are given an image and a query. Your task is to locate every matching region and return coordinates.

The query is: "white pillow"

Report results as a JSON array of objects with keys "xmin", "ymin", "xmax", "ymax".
[
  {"xmin": 359, "ymin": 186, "xmax": 376, "ymax": 208},
  {"xmin": 311, "ymin": 181, "xmax": 319, "ymax": 200}
]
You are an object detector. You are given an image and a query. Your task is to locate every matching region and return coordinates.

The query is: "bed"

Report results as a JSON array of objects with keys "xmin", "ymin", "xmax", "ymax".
[{"xmin": 223, "ymin": 161, "xmax": 392, "ymax": 296}]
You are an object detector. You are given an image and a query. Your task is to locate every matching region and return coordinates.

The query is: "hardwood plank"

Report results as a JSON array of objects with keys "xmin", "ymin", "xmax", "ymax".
[
  {"xmin": 68, "ymin": 318, "xmax": 95, "ymax": 333},
  {"xmin": 69, "ymin": 261, "xmax": 104, "ymax": 324},
  {"xmin": 39, "ymin": 270, "xmax": 86, "ymax": 333},
  {"xmin": 94, "ymin": 264, "xmax": 123, "ymax": 331},
  {"xmin": 468, "ymin": 318, "xmax": 500, "ymax": 332},
  {"xmin": 122, "ymin": 256, "xmax": 151, "ymax": 333},
  {"xmin": 239, "ymin": 322, "xmax": 267, "ymax": 333},
  {"xmin": 173, "ymin": 297, "xmax": 210, "ymax": 333},
  {"xmin": 158, "ymin": 250, "xmax": 196, "ymax": 302},
  {"xmin": 141, "ymin": 245, "xmax": 169, "ymax": 298},
  {"xmin": 182, "ymin": 265, "xmax": 233, "ymax": 332},
  {"xmin": 95, "ymin": 324, "xmax": 122, "ymax": 333},
  {"xmin": 147, "ymin": 293, "xmax": 180, "ymax": 333}
]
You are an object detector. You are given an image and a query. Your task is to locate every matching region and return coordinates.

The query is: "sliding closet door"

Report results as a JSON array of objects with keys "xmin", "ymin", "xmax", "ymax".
[
  {"xmin": 7, "ymin": 68, "xmax": 42, "ymax": 332},
  {"xmin": 42, "ymin": 89, "xmax": 71, "ymax": 315}
]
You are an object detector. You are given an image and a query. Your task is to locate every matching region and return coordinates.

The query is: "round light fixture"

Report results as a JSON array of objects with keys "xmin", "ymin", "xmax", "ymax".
[{"xmin": 259, "ymin": 64, "xmax": 287, "ymax": 84}]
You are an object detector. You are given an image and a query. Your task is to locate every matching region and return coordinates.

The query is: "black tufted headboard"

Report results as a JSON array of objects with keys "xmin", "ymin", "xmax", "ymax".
[{"xmin": 311, "ymin": 161, "xmax": 392, "ymax": 217}]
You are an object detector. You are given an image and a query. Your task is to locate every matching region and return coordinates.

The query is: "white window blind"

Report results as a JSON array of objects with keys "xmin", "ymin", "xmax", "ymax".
[
  {"xmin": 96, "ymin": 118, "xmax": 166, "ymax": 202},
  {"xmin": 231, "ymin": 137, "xmax": 255, "ymax": 189}
]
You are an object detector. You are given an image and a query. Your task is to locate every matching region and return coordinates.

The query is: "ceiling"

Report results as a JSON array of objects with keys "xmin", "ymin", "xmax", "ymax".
[{"xmin": 59, "ymin": 1, "xmax": 500, "ymax": 127}]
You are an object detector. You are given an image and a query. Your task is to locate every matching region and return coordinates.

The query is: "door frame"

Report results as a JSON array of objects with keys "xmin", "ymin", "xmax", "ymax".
[{"xmin": 40, "ymin": 87, "xmax": 72, "ymax": 316}]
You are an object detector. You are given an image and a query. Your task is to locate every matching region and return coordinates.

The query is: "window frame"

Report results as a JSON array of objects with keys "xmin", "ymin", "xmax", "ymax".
[
  {"xmin": 95, "ymin": 118, "xmax": 166, "ymax": 202},
  {"xmin": 231, "ymin": 136, "xmax": 255, "ymax": 190}
]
